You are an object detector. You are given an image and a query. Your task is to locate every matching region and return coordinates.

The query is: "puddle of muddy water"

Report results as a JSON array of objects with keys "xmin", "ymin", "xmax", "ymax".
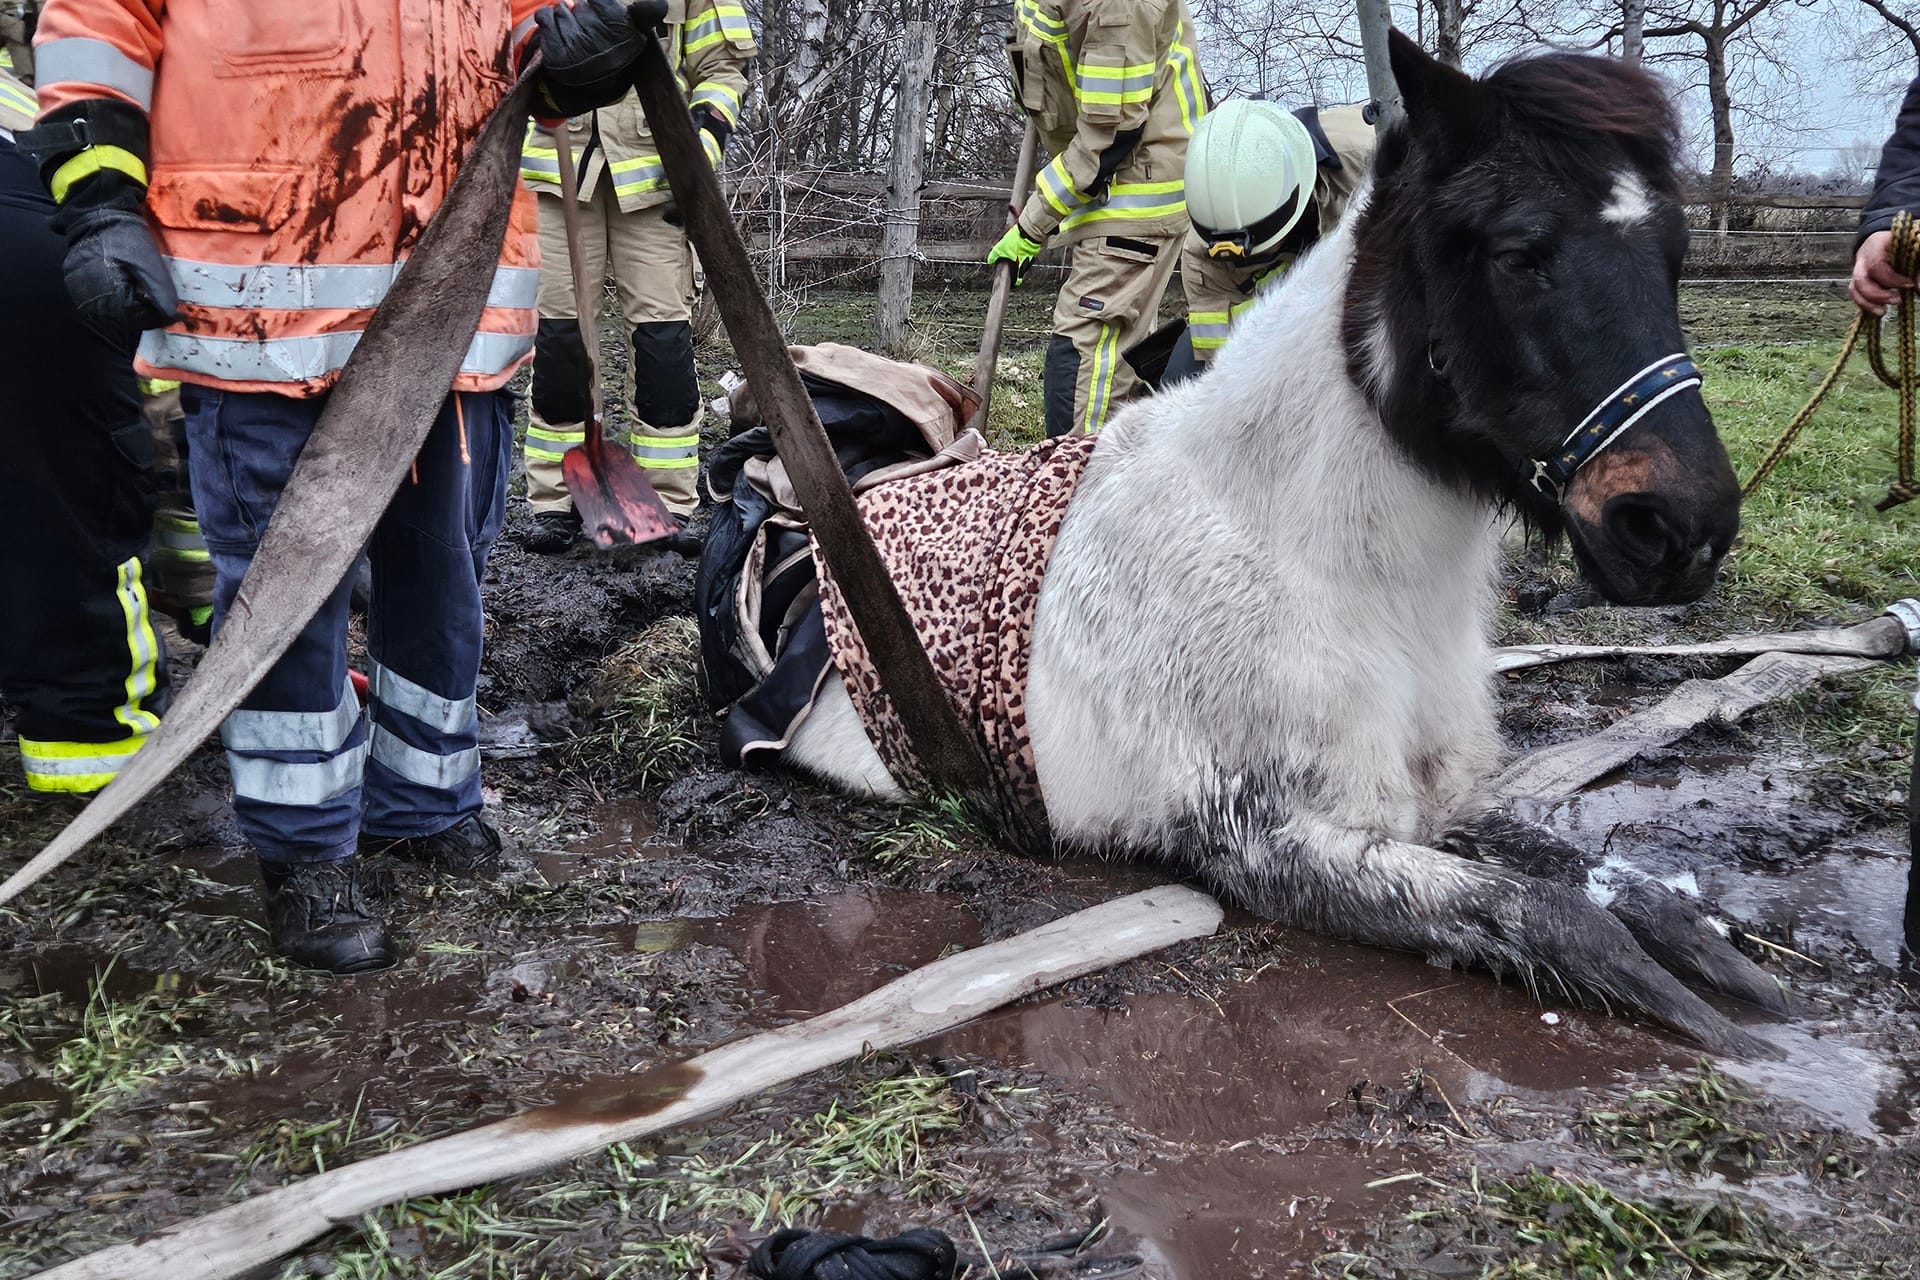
[
  {"xmin": 1532, "ymin": 752, "xmax": 1920, "ymax": 1137},
  {"xmin": 536, "ymin": 799, "xmax": 683, "ymax": 884}
]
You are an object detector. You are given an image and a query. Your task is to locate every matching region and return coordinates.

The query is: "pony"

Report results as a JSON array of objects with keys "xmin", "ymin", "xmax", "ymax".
[{"xmin": 787, "ymin": 32, "xmax": 1776, "ymax": 1054}]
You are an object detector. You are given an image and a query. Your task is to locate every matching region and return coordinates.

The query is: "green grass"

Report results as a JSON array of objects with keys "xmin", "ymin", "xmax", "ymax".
[
  {"xmin": 272, "ymin": 1061, "xmax": 970, "ymax": 1280},
  {"xmin": 562, "ymin": 616, "xmax": 705, "ymax": 792},
  {"xmin": 1583, "ymin": 1063, "xmax": 1775, "ymax": 1175},
  {"xmin": 861, "ymin": 792, "xmax": 995, "ymax": 878},
  {"xmin": 0, "ymin": 961, "xmax": 230, "ymax": 1147},
  {"xmin": 1703, "ymin": 341, "xmax": 1920, "ymax": 625}
]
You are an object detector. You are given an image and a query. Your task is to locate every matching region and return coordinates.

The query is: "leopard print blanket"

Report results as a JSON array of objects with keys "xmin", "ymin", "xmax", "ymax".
[{"xmin": 813, "ymin": 433, "xmax": 1099, "ymax": 847}]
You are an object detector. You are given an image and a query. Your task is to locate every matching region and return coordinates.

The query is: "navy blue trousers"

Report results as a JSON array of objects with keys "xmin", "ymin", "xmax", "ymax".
[{"xmin": 182, "ymin": 386, "xmax": 512, "ymax": 863}]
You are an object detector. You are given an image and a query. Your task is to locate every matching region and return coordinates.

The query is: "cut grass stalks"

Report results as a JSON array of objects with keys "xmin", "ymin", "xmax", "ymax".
[
  {"xmin": 564, "ymin": 617, "xmax": 706, "ymax": 792},
  {"xmin": 273, "ymin": 1061, "xmax": 971, "ymax": 1280},
  {"xmin": 1, "ymin": 959, "xmax": 230, "ymax": 1146}
]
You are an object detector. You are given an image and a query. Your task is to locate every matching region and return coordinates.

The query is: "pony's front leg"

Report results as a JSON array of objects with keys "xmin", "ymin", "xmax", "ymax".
[
  {"xmin": 1203, "ymin": 819, "xmax": 1775, "ymax": 1057},
  {"xmin": 1449, "ymin": 811, "xmax": 1787, "ymax": 1014}
]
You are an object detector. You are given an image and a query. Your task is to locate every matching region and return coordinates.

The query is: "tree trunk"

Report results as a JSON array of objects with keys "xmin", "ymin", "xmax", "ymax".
[
  {"xmin": 1704, "ymin": 31, "xmax": 1734, "ymax": 233},
  {"xmin": 1621, "ymin": 0, "xmax": 1647, "ymax": 63},
  {"xmin": 877, "ymin": 22, "xmax": 936, "ymax": 355},
  {"xmin": 1356, "ymin": 0, "xmax": 1403, "ymax": 131},
  {"xmin": 1432, "ymin": 0, "xmax": 1465, "ymax": 67}
]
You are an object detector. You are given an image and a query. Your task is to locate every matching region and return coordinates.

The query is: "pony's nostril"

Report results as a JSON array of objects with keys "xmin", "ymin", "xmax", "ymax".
[{"xmin": 1602, "ymin": 497, "xmax": 1686, "ymax": 566}]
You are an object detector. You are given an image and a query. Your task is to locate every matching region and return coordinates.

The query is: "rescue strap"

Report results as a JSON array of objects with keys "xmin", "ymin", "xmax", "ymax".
[
  {"xmin": 1744, "ymin": 209, "xmax": 1920, "ymax": 511},
  {"xmin": 1528, "ymin": 353, "xmax": 1701, "ymax": 499}
]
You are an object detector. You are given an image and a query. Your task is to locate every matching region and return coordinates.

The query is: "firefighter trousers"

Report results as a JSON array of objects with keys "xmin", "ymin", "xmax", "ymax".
[
  {"xmin": 1043, "ymin": 232, "xmax": 1181, "ymax": 437},
  {"xmin": 525, "ymin": 179, "xmax": 702, "ymax": 515},
  {"xmin": 183, "ymin": 385, "xmax": 512, "ymax": 863},
  {"xmin": 0, "ymin": 139, "xmax": 169, "ymax": 794}
]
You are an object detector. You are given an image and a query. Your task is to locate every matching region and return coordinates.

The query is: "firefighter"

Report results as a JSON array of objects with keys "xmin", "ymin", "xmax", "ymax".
[
  {"xmin": 989, "ymin": 0, "xmax": 1209, "ymax": 437},
  {"xmin": 518, "ymin": 1, "xmax": 756, "ymax": 554},
  {"xmin": 1, "ymin": 61, "xmax": 169, "ymax": 799},
  {"xmin": 1164, "ymin": 98, "xmax": 1376, "ymax": 386},
  {"xmin": 20, "ymin": 0, "xmax": 654, "ymax": 973},
  {"xmin": 0, "ymin": 0, "xmax": 34, "ymax": 81}
]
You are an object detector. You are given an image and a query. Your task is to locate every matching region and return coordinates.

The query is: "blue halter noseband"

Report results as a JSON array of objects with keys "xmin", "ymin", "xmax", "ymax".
[{"xmin": 1529, "ymin": 353, "xmax": 1703, "ymax": 499}]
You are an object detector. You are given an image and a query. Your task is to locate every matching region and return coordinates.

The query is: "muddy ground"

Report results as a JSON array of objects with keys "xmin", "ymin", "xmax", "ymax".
[{"xmin": 3, "ymin": 283, "xmax": 1919, "ymax": 1279}]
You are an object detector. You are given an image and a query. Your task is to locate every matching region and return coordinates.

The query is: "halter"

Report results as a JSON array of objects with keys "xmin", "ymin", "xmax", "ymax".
[{"xmin": 1529, "ymin": 353, "xmax": 1702, "ymax": 499}]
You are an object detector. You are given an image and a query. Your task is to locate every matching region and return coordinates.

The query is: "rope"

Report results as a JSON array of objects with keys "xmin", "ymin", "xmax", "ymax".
[{"xmin": 1743, "ymin": 209, "xmax": 1920, "ymax": 511}]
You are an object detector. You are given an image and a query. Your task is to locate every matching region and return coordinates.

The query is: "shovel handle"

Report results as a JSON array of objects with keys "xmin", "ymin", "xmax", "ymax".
[
  {"xmin": 967, "ymin": 120, "xmax": 1041, "ymax": 436},
  {"xmin": 549, "ymin": 121, "xmax": 607, "ymax": 467}
]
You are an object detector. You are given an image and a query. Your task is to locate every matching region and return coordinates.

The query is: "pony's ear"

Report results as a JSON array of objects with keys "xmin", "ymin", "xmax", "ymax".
[{"xmin": 1387, "ymin": 29, "xmax": 1490, "ymax": 149}]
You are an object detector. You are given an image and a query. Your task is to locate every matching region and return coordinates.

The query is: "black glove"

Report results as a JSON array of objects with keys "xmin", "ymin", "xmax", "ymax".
[
  {"xmin": 53, "ymin": 173, "xmax": 180, "ymax": 340},
  {"xmin": 536, "ymin": 0, "xmax": 648, "ymax": 86}
]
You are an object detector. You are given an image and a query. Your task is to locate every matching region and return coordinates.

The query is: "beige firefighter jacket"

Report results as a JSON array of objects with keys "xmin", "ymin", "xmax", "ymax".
[
  {"xmin": 1007, "ymin": 0, "xmax": 1208, "ymax": 247},
  {"xmin": 521, "ymin": 0, "xmax": 755, "ymax": 215},
  {"xmin": 0, "ymin": 63, "xmax": 32, "ymax": 132},
  {"xmin": 1184, "ymin": 103, "xmax": 1375, "ymax": 357}
]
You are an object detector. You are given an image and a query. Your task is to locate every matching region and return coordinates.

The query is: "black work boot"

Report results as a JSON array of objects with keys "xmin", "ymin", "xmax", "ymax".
[
  {"xmin": 523, "ymin": 508, "xmax": 581, "ymax": 554},
  {"xmin": 370, "ymin": 813, "xmax": 505, "ymax": 876},
  {"xmin": 666, "ymin": 511, "xmax": 704, "ymax": 558},
  {"xmin": 259, "ymin": 858, "xmax": 396, "ymax": 975}
]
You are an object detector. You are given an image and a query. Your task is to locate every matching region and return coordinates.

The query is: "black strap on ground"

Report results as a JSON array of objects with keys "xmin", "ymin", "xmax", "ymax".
[
  {"xmin": 1744, "ymin": 209, "xmax": 1920, "ymax": 511},
  {"xmin": 746, "ymin": 1223, "xmax": 1142, "ymax": 1280},
  {"xmin": 749, "ymin": 1229, "xmax": 956, "ymax": 1280}
]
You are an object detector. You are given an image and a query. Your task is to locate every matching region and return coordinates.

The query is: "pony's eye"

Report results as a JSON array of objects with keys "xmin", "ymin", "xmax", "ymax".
[{"xmin": 1495, "ymin": 249, "xmax": 1536, "ymax": 275}]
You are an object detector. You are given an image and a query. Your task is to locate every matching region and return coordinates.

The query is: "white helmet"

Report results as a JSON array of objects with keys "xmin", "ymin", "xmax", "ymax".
[{"xmin": 1186, "ymin": 99, "xmax": 1318, "ymax": 260}]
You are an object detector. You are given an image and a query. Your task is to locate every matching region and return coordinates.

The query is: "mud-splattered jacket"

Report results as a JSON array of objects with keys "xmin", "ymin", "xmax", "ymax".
[
  {"xmin": 32, "ymin": 0, "xmax": 549, "ymax": 397},
  {"xmin": 520, "ymin": 0, "xmax": 755, "ymax": 214},
  {"xmin": 1007, "ymin": 0, "xmax": 1209, "ymax": 247}
]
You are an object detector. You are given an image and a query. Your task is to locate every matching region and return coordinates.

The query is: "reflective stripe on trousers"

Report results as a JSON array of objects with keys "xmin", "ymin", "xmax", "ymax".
[
  {"xmin": 186, "ymin": 386, "xmax": 510, "ymax": 858},
  {"xmin": 18, "ymin": 732, "xmax": 149, "ymax": 794}
]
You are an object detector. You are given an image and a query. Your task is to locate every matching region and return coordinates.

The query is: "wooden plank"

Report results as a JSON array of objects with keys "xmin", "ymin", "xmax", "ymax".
[
  {"xmin": 629, "ymin": 39, "xmax": 994, "ymax": 800},
  {"xmin": 37, "ymin": 886, "xmax": 1225, "ymax": 1280},
  {"xmin": 0, "ymin": 68, "xmax": 542, "ymax": 909},
  {"xmin": 1495, "ymin": 651, "xmax": 1878, "ymax": 806},
  {"xmin": 1492, "ymin": 614, "xmax": 1908, "ymax": 673}
]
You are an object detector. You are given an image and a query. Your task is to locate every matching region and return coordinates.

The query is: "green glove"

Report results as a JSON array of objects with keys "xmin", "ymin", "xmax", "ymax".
[{"xmin": 988, "ymin": 224, "xmax": 1045, "ymax": 286}]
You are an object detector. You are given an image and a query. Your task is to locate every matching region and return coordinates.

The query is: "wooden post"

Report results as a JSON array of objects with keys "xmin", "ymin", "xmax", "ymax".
[
  {"xmin": 37, "ymin": 887, "xmax": 1225, "ymax": 1280},
  {"xmin": 876, "ymin": 21, "xmax": 936, "ymax": 355},
  {"xmin": 628, "ymin": 36, "xmax": 993, "ymax": 799},
  {"xmin": 1356, "ymin": 0, "xmax": 1403, "ymax": 133}
]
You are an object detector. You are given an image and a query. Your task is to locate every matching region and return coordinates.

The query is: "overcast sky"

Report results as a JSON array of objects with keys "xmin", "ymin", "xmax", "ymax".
[{"xmin": 1193, "ymin": 0, "xmax": 1916, "ymax": 181}]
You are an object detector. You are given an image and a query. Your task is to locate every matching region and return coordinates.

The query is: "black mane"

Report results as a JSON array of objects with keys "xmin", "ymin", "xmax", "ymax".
[{"xmin": 1484, "ymin": 54, "xmax": 1681, "ymax": 199}]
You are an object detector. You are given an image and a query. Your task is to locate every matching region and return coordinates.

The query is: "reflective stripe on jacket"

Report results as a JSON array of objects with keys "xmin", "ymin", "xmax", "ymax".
[
  {"xmin": 521, "ymin": 0, "xmax": 754, "ymax": 214},
  {"xmin": 33, "ymin": 0, "xmax": 548, "ymax": 397},
  {"xmin": 0, "ymin": 64, "xmax": 33, "ymax": 132},
  {"xmin": 1007, "ymin": 0, "xmax": 1208, "ymax": 247}
]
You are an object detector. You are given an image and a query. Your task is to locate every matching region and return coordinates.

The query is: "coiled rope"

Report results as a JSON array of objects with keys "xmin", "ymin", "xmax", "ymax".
[{"xmin": 1743, "ymin": 209, "xmax": 1920, "ymax": 512}]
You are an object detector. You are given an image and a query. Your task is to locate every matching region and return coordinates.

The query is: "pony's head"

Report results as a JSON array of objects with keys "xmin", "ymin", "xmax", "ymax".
[{"xmin": 1344, "ymin": 32, "xmax": 1738, "ymax": 606}]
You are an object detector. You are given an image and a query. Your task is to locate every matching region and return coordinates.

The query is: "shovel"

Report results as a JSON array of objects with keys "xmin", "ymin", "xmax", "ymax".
[
  {"xmin": 546, "ymin": 123, "xmax": 678, "ymax": 549},
  {"xmin": 965, "ymin": 120, "xmax": 1040, "ymax": 435}
]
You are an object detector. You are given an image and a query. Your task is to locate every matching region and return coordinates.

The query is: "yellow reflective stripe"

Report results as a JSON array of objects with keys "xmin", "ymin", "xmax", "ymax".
[
  {"xmin": 50, "ymin": 147, "xmax": 147, "ymax": 204},
  {"xmin": 525, "ymin": 425, "xmax": 584, "ymax": 462},
  {"xmin": 1073, "ymin": 59, "xmax": 1158, "ymax": 107},
  {"xmin": 112, "ymin": 557, "xmax": 162, "ymax": 735},
  {"xmin": 1016, "ymin": 0, "xmax": 1067, "ymax": 41},
  {"xmin": 1168, "ymin": 38, "xmax": 1203, "ymax": 134},
  {"xmin": 1082, "ymin": 324, "xmax": 1120, "ymax": 434},
  {"xmin": 137, "ymin": 377, "xmax": 180, "ymax": 395},
  {"xmin": 20, "ymin": 731, "xmax": 147, "ymax": 791},
  {"xmin": 1037, "ymin": 156, "xmax": 1087, "ymax": 218},
  {"xmin": 0, "ymin": 79, "xmax": 36, "ymax": 119},
  {"xmin": 636, "ymin": 432, "xmax": 700, "ymax": 448},
  {"xmin": 632, "ymin": 456, "xmax": 700, "ymax": 469},
  {"xmin": 690, "ymin": 81, "xmax": 742, "ymax": 124},
  {"xmin": 685, "ymin": 1, "xmax": 753, "ymax": 54}
]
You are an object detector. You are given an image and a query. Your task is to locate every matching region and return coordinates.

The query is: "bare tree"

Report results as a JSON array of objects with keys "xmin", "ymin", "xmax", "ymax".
[{"xmin": 1846, "ymin": 0, "xmax": 1920, "ymax": 111}]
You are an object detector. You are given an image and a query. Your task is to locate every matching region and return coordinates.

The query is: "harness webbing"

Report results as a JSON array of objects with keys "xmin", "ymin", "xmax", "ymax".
[
  {"xmin": 1531, "ymin": 353, "xmax": 1702, "ymax": 497},
  {"xmin": 1744, "ymin": 209, "xmax": 1920, "ymax": 511}
]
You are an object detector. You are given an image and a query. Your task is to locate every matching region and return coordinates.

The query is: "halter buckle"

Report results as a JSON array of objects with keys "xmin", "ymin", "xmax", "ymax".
[{"xmin": 1528, "ymin": 460, "xmax": 1562, "ymax": 499}]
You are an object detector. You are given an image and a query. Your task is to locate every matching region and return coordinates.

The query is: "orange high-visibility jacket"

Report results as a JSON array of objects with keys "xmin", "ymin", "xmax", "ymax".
[{"xmin": 32, "ymin": 0, "xmax": 550, "ymax": 397}]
